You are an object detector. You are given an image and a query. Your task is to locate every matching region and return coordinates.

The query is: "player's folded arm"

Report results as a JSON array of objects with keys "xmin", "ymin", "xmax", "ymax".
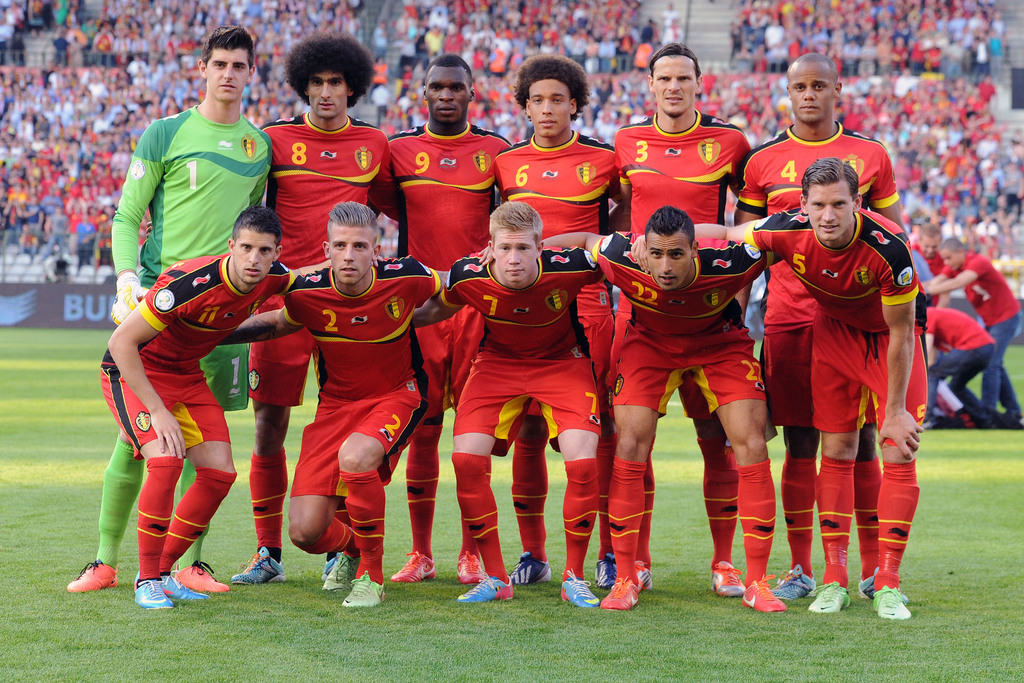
[
  {"xmin": 413, "ymin": 291, "xmax": 461, "ymax": 327},
  {"xmin": 220, "ymin": 308, "xmax": 301, "ymax": 345}
]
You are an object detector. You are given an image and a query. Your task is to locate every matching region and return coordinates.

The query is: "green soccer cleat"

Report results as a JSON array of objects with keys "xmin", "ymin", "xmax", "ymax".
[
  {"xmin": 560, "ymin": 571, "xmax": 600, "ymax": 608},
  {"xmin": 808, "ymin": 581, "xmax": 850, "ymax": 613},
  {"xmin": 858, "ymin": 568, "xmax": 909, "ymax": 604},
  {"xmin": 874, "ymin": 586, "xmax": 912, "ymax": 620},
  {"xmin": 323, "ymin": 553, "xmax": 359, "ymax": 592},
  {"xmin": 342, "ymin": 574, "xmax": 386, "ymax": 607}
]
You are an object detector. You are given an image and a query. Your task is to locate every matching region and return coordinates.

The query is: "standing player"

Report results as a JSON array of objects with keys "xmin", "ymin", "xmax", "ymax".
[
  {"xmin": 416, "ymin": 202, "xmax": 603, "ymax": 607},
  {"xmin": 232, "ymin": 32, "xmax": 396, "ymax": 586},
  {"xmin": 613, "ymin": 42, "xmax": 751, "ymax": 595},
  {"xmin": 385, "ymin": 53, "xmax": 509, "ymax": 585},
  {"xmin": 925, "ymin": 238, "xmax": 1022, "ymax": 426},
  {"xmin": 551, "ymin": 206, "xmax": 784, "ymax": 612},
  {"xmin": 101, "ymin": 207, "xmax": 292, "ymax": 609},
  {"xmin": 734, "ymin": 52, "xmax": 907, "ymax": 601},
  {"xmin": 492, "ymin": 54, "xmax": 620, "ymax": 588},
  {"xmin": 225, "ymin": 202, "xmax": 441, "ymax": 607},
  {"xmin": 701, "ymin": 158, "xmax": 926, "ymax": 620},
  {"xmin": 68, "ymin": 26, "xmax": 272, "ymax": 594}
]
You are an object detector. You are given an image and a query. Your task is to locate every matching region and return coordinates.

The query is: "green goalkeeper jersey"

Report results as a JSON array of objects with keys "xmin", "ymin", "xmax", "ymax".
[{"xmin": 111, "ymin": 106, "xmax": 272, "ymax": 287}]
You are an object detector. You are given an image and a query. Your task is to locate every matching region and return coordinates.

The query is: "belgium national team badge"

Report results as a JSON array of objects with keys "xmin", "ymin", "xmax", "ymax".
[
  {"xmin": 545, "ymin": 288, "xmax": 569, "ymax": 312},
  {"xmin": 576, "ymin": 161, "xmax": 596, "ymax": 185},
  {"xmin": 473, "ymin": 150, "xmax": 492, "ymax": 173},
  {"xmin": 855, "ymin": 266, "xmax": 874, "ymax": 286},
  {"xmin": 844, "ymin": 154, "xmax": 864, "ymax": 176},
  {"xmin": 135, "ymin": 411, "xmax": 151, "ymax": 432},
  {"xmin": 613, "ymin": 374, "xmax": 624, "ymax": 396},
  {"xmin": 355, "ymin": 146, "xmax": 373, "ymax": 170},
  {"xmin": 241, "ymin": 134, "xmax": 257, "ymax": 160},
  {"xmin": 703, "ymin": 288, "xmax": 724, "ymax": 308},
  {"xmin": 698, "ymin": 138, "xmax": 720, "ymax": 165},
  {"xmin": 385, "ymin": 296, "xmax": 405, "ymax": 320},
  {"xmin": 248, "ymin": 369, "xmax": 260, "ymax": 392}
]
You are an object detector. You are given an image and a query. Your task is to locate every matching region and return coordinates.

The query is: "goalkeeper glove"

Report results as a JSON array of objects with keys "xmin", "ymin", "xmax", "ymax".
[{"xmin": 110, "ymin": 272, "xmax": 144, "ymax": 325}]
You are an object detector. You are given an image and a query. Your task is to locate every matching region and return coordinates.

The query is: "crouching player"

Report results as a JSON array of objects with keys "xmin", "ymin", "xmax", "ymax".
[
  {"xmin": 224, "ymin": 202, "xmax": 440, "ymax": 607},
  {"xmin": 100, "ymin": 207, "xmax": 292, "ymax": 609},
  {"xmin": 415, "ymin": 202, "xmax": 603, "ymax": 607},
  {"xmin": 554, "ymin": 206, "xmax": 783, "ymax": 612},
  {"xmin": 698, "ymin": 157, "xmax": 925, "ymax": 620}
]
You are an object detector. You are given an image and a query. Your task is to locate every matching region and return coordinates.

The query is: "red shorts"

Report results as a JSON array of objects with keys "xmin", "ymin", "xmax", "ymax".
[
  {"xmin": 810, "ymin": 313, "xmax": 928, "ymax": 434},
  {"xmin": 612, "ymin": 325, "xmax": 766, "ymax": 415},
  {"xmin": 101, "ymin": 365, "xmax": 229, "ymax": 458},
  {"xmin": 455, "ymin": 354, "xmax": 602, "ymax": 455},
  {"xmin": 580, "ymin": 311, "xmax": 614, "ymax": 415},
  {"xmin": 291, "ymin": 381, "xmax": 427, "ymax": 498},
  {"xmin": 415, "ymin": 306, "xmax": 485, "ymax": 420},
  {"xmin": 762, "ymin": 325, "xmax": 815, "ymax": 428},
  {"xmin": 249, "ymin": 296, "xmax": 315, "ymax": 407}
]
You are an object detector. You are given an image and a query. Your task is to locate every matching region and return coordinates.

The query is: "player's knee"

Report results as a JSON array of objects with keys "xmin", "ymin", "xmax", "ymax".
[
  {"xmin": 338, "ymin": 439, "xmax": 381, "ymax": 473},
  {"xmin": 615, "ymin": 430, "xmax": 651, "ymax": 462},
  {"xmin": 730, "ymin": 434, "xmax": 769, "ymax": 466}
]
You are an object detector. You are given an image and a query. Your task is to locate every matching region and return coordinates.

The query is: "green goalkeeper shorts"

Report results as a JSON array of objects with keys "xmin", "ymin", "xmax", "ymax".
[{"xmin": 200, "ymin": 343, "xmax": 249, "ymax": 412}]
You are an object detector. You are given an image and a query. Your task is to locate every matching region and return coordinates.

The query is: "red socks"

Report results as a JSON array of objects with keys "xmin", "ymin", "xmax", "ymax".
[
  {"xmin": 738, "ymin": 459, "xmax": 776, "ymax": 585},
  {"xmin": 452, "ymin": 451, "xmax": 506, "ymax": 582},
  {"xmin": 595, "ymin": 432, "xmax": 617, "ymax": 557},
  {"xmin": 511, "ymin": 434, "xmax": 548, "ymax": 561},
  {"xmin": 854, "ymin": 458, "xmax": 882, "ymax": 580},
  {"xmin": 137, "ymin": 456, "xmax": 182, "ymax": 581},
  {"xmin": 293, "ymin": 517, "xmax": 357, "ymax": 556},
  {"xmin": 160, "ymin": 466, "xmax": 236, "ymax": 573},
  {"xmin": 698, "ymin": 436, "xmax": 739, "ymax": 566},
  {"xmin": 876, "ymin": 460, "xmax": 919, "ymax": 590},
  {"xmin": 562, "ymin": 459, "xmax": 598, "ymax": 579},
  {"xmin": 607, "ymin": 457, "xmax": 646, "ymax": 586},
  {"xmin": 340, "ymin": 469, "xmax": 387, "ymax": 584},
  {"xmin": 636, "ymin": 455, "xmax": 655, "ymax": 566},
  {"xmin": 249, "ymin": 449, "xmax": 287, "ymax": 551},
  {"xmin": 781, "ymin": 453, "xmax": 817, "ymax": 576},
  {"xmin": 817, "ymin": 456, "xmax": 855, "ymax": 587},
  {"xmin": 405, "ymin": 423, "xmax": 442, "ymax": 557}
]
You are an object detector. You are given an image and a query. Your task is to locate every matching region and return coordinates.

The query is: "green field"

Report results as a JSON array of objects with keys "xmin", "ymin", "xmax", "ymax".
[{"xmin": 2, "ymin": 328, "xmax": 1023, "ymax": 681}]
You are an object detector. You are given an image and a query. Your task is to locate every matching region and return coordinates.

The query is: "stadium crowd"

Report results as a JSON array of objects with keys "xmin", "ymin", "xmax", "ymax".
[{"xmin": 1, "ymin": 0, "xmax": 1022, "ymax": 270}]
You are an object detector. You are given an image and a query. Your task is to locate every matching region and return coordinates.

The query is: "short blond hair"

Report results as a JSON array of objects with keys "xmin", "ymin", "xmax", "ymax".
[{"xmin": 489, "ymin": 202, "xmax": 543, "ymax": 243}]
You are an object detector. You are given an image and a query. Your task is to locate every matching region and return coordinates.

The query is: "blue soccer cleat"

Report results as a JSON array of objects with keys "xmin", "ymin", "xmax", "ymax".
[
  {"xmin": 135, "ymin": 579, "xmax": 173, "ymax": 610},
  {"xmin": 457, "ymin": 576, "xmax": 514, "ymax": 603},
  {"xmin": 509, "ymin": 552, "xmax": 551, "ymax": 585}
]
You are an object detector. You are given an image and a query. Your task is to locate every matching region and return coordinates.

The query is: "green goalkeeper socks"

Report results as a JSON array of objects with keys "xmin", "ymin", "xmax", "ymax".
[{"xmin": 96, "ymin": 438, "xmax": 144, "ymax": 566}]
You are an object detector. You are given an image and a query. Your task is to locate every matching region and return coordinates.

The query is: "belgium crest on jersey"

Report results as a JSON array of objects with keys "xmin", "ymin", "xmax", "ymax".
[
  {"xmin": 248, "ymin": 369, "xmax": 260, "ymax": 392},
  {"xmin": 855, "ymin": 266, "xmax": 874, "ymax": 286},
  {"xmin": 844, "ymin": 154, "xmax": 865, "ymax": 176},
  {"xmin": 698, "ymin": 138, "xmax": 721, "ymax": 165},
  {"xmin": 135, "ymin": 411, "xmax": 152, "ymax": 432},
  {"xmin": 703, "ymin": 288, "xmax": 724, "ymax": 308},
  {"xmin": 545, "ymin": 288, "xmax": 569, "ymax": 312},
  {"xmin": 355, "ymin": 146, "xmax": 373, "ymax": 170},
  {"xmin": 473, "ymin": 150, "xmax": 492, "ymax": 173},
  {"xmin": 576, "ymin": 161, "xmax": 596, "ymax": 185},
  {"xmin": 385, "ymin": 295, "xmax": 405, "ymax": 320},
  {"xmin": 241, "ymin": 134, "xmax": 257, "ymax": 160}
]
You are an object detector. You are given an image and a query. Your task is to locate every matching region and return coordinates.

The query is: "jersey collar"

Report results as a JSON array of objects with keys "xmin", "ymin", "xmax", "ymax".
[
  {"xmin": 304, "ymin": 113, "xmax": 352, "ymax": 135},
  {"xmin": 786, "ymin": 122, "xmax": 843, "ymax": 146},
  {"xmin": 529, "ymin": 130, "xmax": 578, "ymax": 152},
  {"xmin": 813, "ymin": 212, "xmax": 863, "ymax": 252},
  {"xmin": 330, "ymin": 263, "xmax": 377, "ymax": 297},
  {"xmin": 426, "ymin": 122, "xmax": 471, "ymax": 140},
  {"xmin": 653, "ymin": 111, "xmax": 701, "ymax": 137}
]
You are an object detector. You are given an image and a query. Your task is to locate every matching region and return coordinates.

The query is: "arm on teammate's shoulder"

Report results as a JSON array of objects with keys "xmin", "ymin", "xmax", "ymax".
[
  {"xmin": 879, "ymin": 299, "xmax": 923, "ymax": 457},
  {"xmin": 542, "ymin": 232, "xmax": 603, "ymax": 251},
  {"xmin": 413, "ymin": 293, "xmax": 461, "ymax": 327},
  {"xmin": 221, "ymin": 309, "xmax": 301, "ymax": 345},
  {"xmin": 108, "ymin": 311, "xmax": 185, "ymax": 458}
]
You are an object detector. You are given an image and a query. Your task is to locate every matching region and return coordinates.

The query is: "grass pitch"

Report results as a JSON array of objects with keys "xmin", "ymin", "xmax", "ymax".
[{"xmin": 1, "ymin": 328, "xmax": 1023, "ymax": 681}]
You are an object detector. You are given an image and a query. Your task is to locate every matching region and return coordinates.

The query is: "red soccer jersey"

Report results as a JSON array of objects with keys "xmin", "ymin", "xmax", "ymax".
[
  {"xmin": 388, "ymin": 123, "xmax": 509, "ymax": 271},
  {"xmin": 263, "ymin": 114, "xmax": 396, "ymax": 268},
  {"xmin": 745, "ymin": 209, "xmax": 921, "ymax": 333},
  {"xmin": 281, "ymin": 257, "xmax": 440, "ymax": 401},
  {"xmin": 926, "ymin": 306, "xmax": 994, "ymax": 352},
  {"xmin": 122, "ymin": 254, "xmax": 293, "ymax": 374},
  {"xmin": 615, "ymin": 112, "xmax": 749, "ymax": 232},
  {"xmin": 494, "ymin": 132, "xmax": 619, "ymax": 314},
  {"xmin": 593, "ymin": 231, "xmax": 769, "ymax": 337},
  {"xmin": 939, "ymin": 252, "xmax": 1021, "ymax": 327},
  {"xmin": 441, "ymin": 247, "xmax": 602, "ymax": 360},
  {"xmin": 737, "ymin": 124, "xmax": 901, "ymax": 332}
]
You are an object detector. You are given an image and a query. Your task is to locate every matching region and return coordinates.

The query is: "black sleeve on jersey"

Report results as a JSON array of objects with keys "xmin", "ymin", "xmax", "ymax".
[
  {"xmin": 697, "ymin": 242, "xmax": 769, "ymax": 276},
  {"xmin": 751, "ymin": 209, "xmax": 806, "ymax": 234},
  {"xmin": 540, "ymin": 247, "xmax": 598, "ymax": 273},
  {"xmin": 596, "ymin": 232, "xmax": 642, "ymax": 271},
  {"xmin": 859, "ymin": 220, "xmax": 916, "ymax": 288},
  {"xmin": 155, "ymin": 260, "xmax": 224, "ymax": 311},
  {"xmin": 375, "ymin": 256, "xmax": 434, "ymax": 280},
  {"xmin": 446, "ymin": 256, "xmax": 489, "ymax": 287},
  {"xmin": 287, "ymin": 266, "xmax": 333, "ymax": 293}
]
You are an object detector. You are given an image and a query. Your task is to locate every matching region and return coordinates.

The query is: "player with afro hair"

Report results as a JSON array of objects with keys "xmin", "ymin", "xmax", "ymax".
[
  {"xmin": 285, "ymin": 32, "xmax": 375, "ymax": 108},
  {"xmin": 511, "ymin": 54, "xmax": 589, "ymax": 120}
]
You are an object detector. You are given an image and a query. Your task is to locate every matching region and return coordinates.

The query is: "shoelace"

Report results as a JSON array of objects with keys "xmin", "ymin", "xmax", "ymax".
[
  {"xmin": 76, "ymin": 560, "xmax": 103, "ymax": 578},
  {"xmin": 607, "ymin": 578, "xmax": 634, "ymax": 600},
  {"xmin": 465, "ymin": 577, "xmax": 500, "ymax": 597},
  {"xmin": 564, "ymin": 571, "xmax": 592, "ymax": 588},
  {"xmin": 192, "ymin": 560, "xmax": 218, "ymax": 576},
  {"xmin": 716, "ymin": 563, "xmax": 743, "ymax": 580},
  {"xmin": 776, "ymin": 568, "xmax": 799, "ymax": 585},
  {"xmin": 752, "ymin": 575, "xmax": 777, "ymax": 599},
  {"xmin": 460, "ymin": 553, "xmax": 483, "ymax": 574}
]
